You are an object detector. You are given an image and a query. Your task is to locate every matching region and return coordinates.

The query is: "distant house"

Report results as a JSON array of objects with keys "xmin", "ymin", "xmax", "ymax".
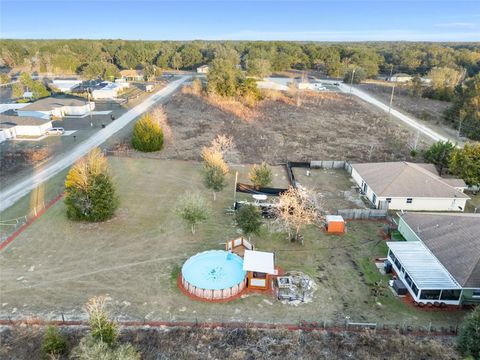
[
  {"xmin": 387, "ymin": 212, "xmax": 480, "ymax": 305},
  {"xmin": 388, "ymin": 73, "xmax": 413, "ymax": 83},
  {"xmin": 51, "ymin": 79, "xmax": 82, "ymax": 93},
  {"xmin": 296, "ymin": 78, "xmax": 310, "ymax": 90},
  {"xmin": 0, "ymin": 114, "xmax": 53, "ymax": 141},
  {"xmin": 350, "ymin": 162, "xmax": 469, "ymax": 211},
  {"xmin": 91, "ymin": 81, "xmax": 129, "ymax": 100},
  {"xmin": 22, "ymin": 91, "xmax": 33, "ymax": 99},
  {"xmin": 196, "ymin": 65, "xmax": 209, "ymax": 74},
  {"xmin": 120, "ymin": 69, "xmax": 144, "ymax": 82},
  {"xmin": 16, "ymin": 97, "xmax": 95, "ymax": 119}
]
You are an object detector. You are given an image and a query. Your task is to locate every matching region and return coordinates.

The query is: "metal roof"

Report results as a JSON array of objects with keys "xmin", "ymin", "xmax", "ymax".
[
  {"xmin": 400, "ymin": 212, "xmax": 480, "ymax": 288},
  {"xmin": 387, "ymin": 241, "xmax": 461, "ymax": 290},
  {"xmin": 326, "ymin": 215, "xmax": 344, "ymax": 223},
  {"xmin": 243, "ymin": 250, "xmax": 275, "ymax": 274}
]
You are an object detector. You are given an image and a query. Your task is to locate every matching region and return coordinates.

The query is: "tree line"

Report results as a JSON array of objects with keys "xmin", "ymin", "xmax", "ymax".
[
  {"xmin": 1, "ymin": 40, "xmax": 479, "ymax": 78},
  {"xmin": 2, "ymin": 40, "xmax": 479, "ymax": 139}
]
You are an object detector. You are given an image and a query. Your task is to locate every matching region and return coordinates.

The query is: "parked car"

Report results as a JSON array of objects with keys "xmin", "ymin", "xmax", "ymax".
[
  {"xmin": 333, "ymin": 82, "xmax": 340, "ymax": 86},
  {"xmin": 46, "ymin": 127, "xmax": 65, "ymax": 135}
]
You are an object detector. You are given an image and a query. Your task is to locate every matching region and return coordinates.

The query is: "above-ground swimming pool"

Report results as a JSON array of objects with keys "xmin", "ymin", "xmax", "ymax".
[{"xmin": 181, "ymin": 250, "xmax": 247, "ymax": 300}]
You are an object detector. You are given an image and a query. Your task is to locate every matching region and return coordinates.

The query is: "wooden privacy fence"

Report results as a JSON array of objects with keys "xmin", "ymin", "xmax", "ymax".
[
  {"xmin": 337, "ymin": 208, "xmax": 388, "ymax": 220},
  {"xmin": 310, "ymin": 160, "xmax": 349, "ymax": 170}
]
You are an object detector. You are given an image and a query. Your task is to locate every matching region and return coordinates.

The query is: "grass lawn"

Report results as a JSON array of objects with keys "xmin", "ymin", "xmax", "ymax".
[{"xmin": 0, "ymin": 157, "xmax": 467, "ymax": 327}]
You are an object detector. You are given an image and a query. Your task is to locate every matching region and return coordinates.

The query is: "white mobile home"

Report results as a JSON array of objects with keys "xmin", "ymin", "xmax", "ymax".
[
  {"xmin": 0, "ymin": 114, "xmax": 53, "ymax": 139},
  {"xmin": 91, "ymin": 82, "xmax": 129, "ymax": 100},
  {"xmin": 16, "ymin": 97, "xmax": 95, "ymax": 119},
  {"xmin": 350, "ymin": 162, "xmax": 469, "ymax": 211},
  {"xmin": 196, "ymin": 65, "xmax": 209, "ymax": 74},
  {"xmin": 52, "ymin": 79, "xmax": 82, "ymax": 93},
  {"xmin": 388, "ymin": 73, "xmax": 413, "ymax": 83}
]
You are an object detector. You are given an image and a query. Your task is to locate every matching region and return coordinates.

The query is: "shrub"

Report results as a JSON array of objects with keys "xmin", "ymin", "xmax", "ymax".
[
  {"xmin": 176, "ymin": 193, "xmax": 210, "ymax": 234},
  {"xmin": 203, "ymin": 164, "xmax": 228, "ymax": 201},
  {"xmin": 249, "ymin": 162, "xmax": 273, "ymax": 188},
  {"xmin": 423, "ymin": 140, "xmax": 455, "ymax": 175},
  {"xmin": 457, "ymin": 307, "xmax": 480, "ymax": 359},
  {"xmin": 343, "ymin": 68, "xmax": 367, "ymax": 84},
  {"xmin": 86, "ymin": 296, "xmax": 118, "ymax": 346},
  {"xmin": 64, "ymin": 148, "xmax": 118, "ymax": 222},
  {"xmin": 131, "ymin": 113, "xmax": 164, "ymax": 152},
  {"xmin": 71, "ymin": 336, "xmax": 141, "ymax": 360},
  {"xmin": 237, "ymin": 78, "xmax": 262, "ymax": 107},
  {"xmin": 41, "ymin": 325, "xmax": 67, "ymax": 359},
  {"xmin": 235, "ymin": 204, "xmax": 262, "ymax": 240},
  {"xmin": 449, "ymin": 143, "xmax": 480, "ymax": 186}
]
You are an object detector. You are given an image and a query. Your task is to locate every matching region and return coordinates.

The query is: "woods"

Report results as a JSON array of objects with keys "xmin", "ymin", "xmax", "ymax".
[{"xmin": 2, "ymin": 40, "xmax": 478, "ymax": 80}]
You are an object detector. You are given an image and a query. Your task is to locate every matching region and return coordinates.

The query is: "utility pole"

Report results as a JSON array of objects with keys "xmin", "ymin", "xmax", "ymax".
[
  {"xmin": 349, "ymin": 68, "xmax": 356, "ymax": 93},
  {"xmin": 388, "ymin": 83, "xmax": 396, "ymax": 121},
  {"xmin": 457, "ymin": 117, "xmax": 463, "ymax": 139},
  {"xmin": 388, "ymin": 65, "xmax": 395, "ymax": 121}
]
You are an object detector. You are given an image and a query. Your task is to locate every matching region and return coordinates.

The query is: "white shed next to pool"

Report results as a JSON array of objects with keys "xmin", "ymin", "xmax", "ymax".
[{"xmin": 243, "ymin": 250, "xmax": 276, "ymax": 290}]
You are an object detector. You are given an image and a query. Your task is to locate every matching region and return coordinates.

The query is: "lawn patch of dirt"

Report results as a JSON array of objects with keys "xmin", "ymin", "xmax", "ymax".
[{"xmin": 112, "ymin": 89, "xmax": 424, "ymax": 164}]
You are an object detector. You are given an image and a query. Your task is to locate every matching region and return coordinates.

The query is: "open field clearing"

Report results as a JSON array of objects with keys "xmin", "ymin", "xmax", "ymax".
[
  {"xmin": 0, "ymin": 157, "xmax": 466, "ymax": 327},
  {"xmin": 357, "ymin": 83, "xmax": 458, "ymax": 140},
  {"xmin": 112, "ymin": 90, "xmax": 428, "ymax": 164}
]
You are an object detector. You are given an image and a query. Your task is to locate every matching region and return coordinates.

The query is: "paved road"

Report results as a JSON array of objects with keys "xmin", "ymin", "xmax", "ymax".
[
  {"xmin": 320, "ymin": 79, "xmax": 452, "ymax": 143},
  {"xmin": 0, "ymin": 76, "xmax": 188, "ymax": 212}
]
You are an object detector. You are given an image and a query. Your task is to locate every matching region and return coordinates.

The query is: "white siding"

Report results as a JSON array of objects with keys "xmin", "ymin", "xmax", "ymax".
[
  {"xmin": 351, "ymin": 167, "xmax": 378, "ymax": 206},
  {"xmin": 379, "ymin": 196, "xmax": 467, "ymax": 211},
  {"xmin": 92, "ymin": 89, "xmax": 117, "ymax": 99},
  {"xmin": 62, "ymin": 103, "xmax": 94, "ymax": 116},
  {"xmin": 14, "ymin": 121, "xmax": 52, "ymax": 136},
  {"xmin": 351, "ymin": 167, "xmax": 468, "ymax": 211}
]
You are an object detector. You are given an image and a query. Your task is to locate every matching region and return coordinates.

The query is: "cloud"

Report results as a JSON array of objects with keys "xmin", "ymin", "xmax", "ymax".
[{"xmin": 435, "ymin": 22, "xmax": 476, "ymax": 29}]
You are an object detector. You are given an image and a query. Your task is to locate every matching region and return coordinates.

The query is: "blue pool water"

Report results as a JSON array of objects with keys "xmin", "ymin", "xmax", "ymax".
[{"xmin": 182, "ymin": 250, "xmax": 246, "ymax": 290}]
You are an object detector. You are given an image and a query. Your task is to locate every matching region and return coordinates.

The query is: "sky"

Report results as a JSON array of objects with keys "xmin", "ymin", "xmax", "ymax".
[{"xmin": 0, "ymin": 0, "xmax": 479, "ymax": 42}]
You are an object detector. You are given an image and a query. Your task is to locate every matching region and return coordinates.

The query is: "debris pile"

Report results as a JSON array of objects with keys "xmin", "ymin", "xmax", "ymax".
[{"xmin": 276, "ymin": 271, "xmax": 317, "ymax": 306}]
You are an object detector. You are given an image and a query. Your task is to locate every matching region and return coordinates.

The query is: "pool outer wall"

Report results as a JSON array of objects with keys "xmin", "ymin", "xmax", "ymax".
[
  {"xmin": 181, "ymin": 250, "xmax": 247, "ymax": 301},
  {"xmin": 181, "ymin": 275, "xmax": 247, "ymax": 300}
]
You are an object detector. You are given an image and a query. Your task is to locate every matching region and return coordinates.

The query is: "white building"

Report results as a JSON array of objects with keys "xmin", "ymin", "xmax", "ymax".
[
  {"xmin": 16, "ymin": 97, "xmax": 95, "ymax": 119},
  {"xmin": 0, "ymin": 114, "xmax": 53, "ymax": 141},
  {"xmin": 119, "ymin": 69, "xmax": 144, "ymax": 81},
  {"xmin": 91, "ymin": 81, "xmax": 129, "ymax": 100},
  {"xmin": 196, "ymin": 65, "xmax": 209, "ymax": 74},
  {"xmin": 388, "ymin": 73, "xmax": 413, "ymax": 83},
  {"xmin": 350, "ymin": 162, "xmax": 469, "ymax": 211},
  {"xmin": 52, "ymin": 79, "xmax": 82, "ymax": 93}
]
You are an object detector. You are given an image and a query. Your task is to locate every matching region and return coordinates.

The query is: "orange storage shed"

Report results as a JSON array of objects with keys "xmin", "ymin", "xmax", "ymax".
[{"xmin": 325, "ymin": 215, "xmax": 346, "ymax": 234}]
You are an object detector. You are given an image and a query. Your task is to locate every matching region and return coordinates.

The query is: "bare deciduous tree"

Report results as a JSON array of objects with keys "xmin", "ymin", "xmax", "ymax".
[
  {"xmin": 151, "ymin": 106, "xmax": 172, "ymax": 144},
  {"xmin": 210, "ymin": 134, "xmax": 234, "ymax": 156},
  {"xmin": 276, "ymin": 187, "xmax": 317, "ymax": 244}
]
